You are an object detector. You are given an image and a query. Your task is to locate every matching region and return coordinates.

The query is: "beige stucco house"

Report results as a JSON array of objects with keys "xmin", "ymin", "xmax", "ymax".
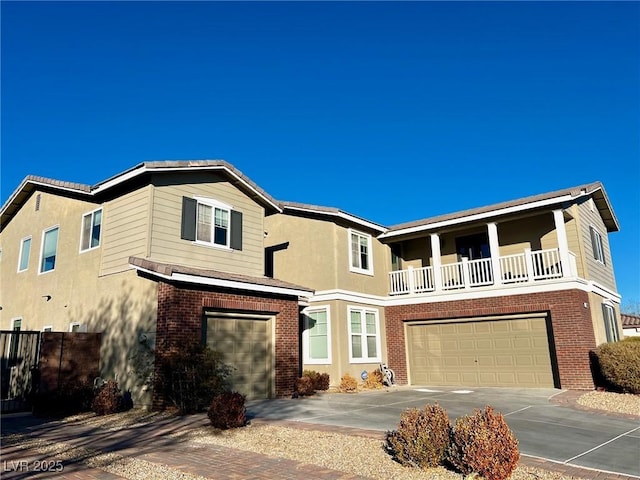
[{"xmin": 1, "ymin": 161, "xmax": 623, "ymax": 406}]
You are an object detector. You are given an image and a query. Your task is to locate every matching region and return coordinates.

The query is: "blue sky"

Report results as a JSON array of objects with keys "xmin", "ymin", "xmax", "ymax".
[{"xmin": 2, "ymin": 1, "xmax": 639, "ymax": 306}]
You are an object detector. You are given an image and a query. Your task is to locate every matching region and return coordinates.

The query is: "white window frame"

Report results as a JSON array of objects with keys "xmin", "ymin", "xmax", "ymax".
[
  {"xmin": 69, "ymin": 322, "xmax": 81, "ymax": 332},
  {"xmin": 39, "ymin": 225, "xmax": 60, "ymax": 274},
  {"xmin": 590, "ymin": 225, "xmax": 606, "ymax": 264},
  {"xmin": 602, "ymin": 303, "xmax": 620, "ymax": 343},
  {"xmin": 302, "ymin": 305, "xmax": 332, "ymax": 364},
  {"xmin": 17, "ymin": 236, "xmax": 32, "ymax": 272},
  {"xmin": 347, "ymin": 306, "xmax": 381, "ymax": 363},
  {"xmin": 194, "ymin": 197, "xmax": 232, "ymax": 250},
  {"xmin": 80, "ymin": 207, "xmax": 102, "ymax": 252},
  {"xmin": 43, "ymin": 326, "xmax": 53, "ymax": 332},
  {"xmin": 348, "ymin": 229, "xmax": 374, "ymax": 275}
]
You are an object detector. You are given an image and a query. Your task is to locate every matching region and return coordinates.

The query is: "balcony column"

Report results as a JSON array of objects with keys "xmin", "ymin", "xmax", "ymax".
[
  {"xmin": 487, "ymin": 222, "xmax": 502, "ymax": 286},
  {"xmin": 430, "ymin": 233, "xmax": 443, "ymax": 292},
  {"xmin": 553, "ymin": 209, "xmax": 571, "ymax": 277}
]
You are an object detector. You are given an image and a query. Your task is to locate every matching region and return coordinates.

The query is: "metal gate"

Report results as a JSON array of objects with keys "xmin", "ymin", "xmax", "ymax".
[{"xmin": 0, "ymin": 331, "xmax": 41, "ymax": 413}]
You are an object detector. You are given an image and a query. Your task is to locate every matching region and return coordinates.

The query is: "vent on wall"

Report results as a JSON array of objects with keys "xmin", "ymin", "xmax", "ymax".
[{"xmin": 35, "ymin": 193, "xmax": 41, "ymax": 211}]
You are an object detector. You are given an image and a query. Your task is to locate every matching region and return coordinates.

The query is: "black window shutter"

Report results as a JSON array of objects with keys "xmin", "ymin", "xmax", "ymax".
[
  {"xmin": 230, "ymin": 210, "xmax": 243, "ymax": 250},
  {"xmin": 181, "ymin": 197, "xmax": 197, "ymax": 241}
]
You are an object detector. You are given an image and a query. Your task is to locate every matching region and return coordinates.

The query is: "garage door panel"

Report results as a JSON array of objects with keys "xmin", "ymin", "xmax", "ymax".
[{"xmin": 407, "ymin": 316, "xmax": 554, "ymax": 388}]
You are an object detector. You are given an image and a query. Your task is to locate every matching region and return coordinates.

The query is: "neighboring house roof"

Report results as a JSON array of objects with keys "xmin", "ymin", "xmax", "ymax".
[
  {"xmin": 379, "ymin": 181, "xmax": 619, "ymax": 240},
  {"xmin": 279, "ymin": 201, "xmax": 387, "ymax": 234},
  {"xmin": 1, "ymin": 160, "xmax": 282, "ymax": 230},
  {"xmin": 129, "ymin": 256, "xmax": 314, "ymax": 299},
  {"xmin": 621, "ymin": 314, "xmax": 640, "ymax": 328}
]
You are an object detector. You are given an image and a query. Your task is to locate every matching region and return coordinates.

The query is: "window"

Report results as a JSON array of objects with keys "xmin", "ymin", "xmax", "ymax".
[
  {"xmin": 43, "ymin": 326, "xmax": 53, "ymax": 332},
  {"xmin": 181, "ymin": 197, "xmax": 243, "ymax": 250},
  {"xmin": 39, "ymin": 226, "xmax": 59, "ymax": 273},
  {"xmin": 590, "ymin": 226, "xmax": 606, "ymax": 264},
  {"xmin": 8, "ymin": 319, "xmax": 22, "ymax": 367},
  {"xmin": 18, "ymin": 237, "xmax": 31, "ymax": 272},
  {"xmin": 348, "ymin": 307, "xmax": 381, "ymax": 363},
  {"xmin": 456, "ymin": 233, "xmax": 490, "ymax": 260},
  {"xmin": 602, "ymin": 304, "xmax": 620, "ymax": 343},
  {"xmin": 69, "ymin": 322, "xmax": 81, "ymax": 332},
  {"xmin": 349, "ymin": 229, "xmax": 373, "ymax": 274},
  {"xmin": 81, "ymin": 208, "xmax": 102, "ymax": 251},
  {"xmin": 302, "ymin": 307, "xmax": 331, "ymax": 364}
]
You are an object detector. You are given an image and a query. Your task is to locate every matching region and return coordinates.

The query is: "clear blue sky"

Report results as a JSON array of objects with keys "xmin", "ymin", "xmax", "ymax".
[{"xmin": 2, "ymin": 1, "xmax": 639, "ymax": 307}]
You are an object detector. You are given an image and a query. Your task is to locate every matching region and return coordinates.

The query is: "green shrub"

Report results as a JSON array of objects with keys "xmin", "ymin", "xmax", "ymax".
[
  {"xmin": 594, "ymin": 340, "xmax": 640, "ymax": 394},
  {"xmin": 158, "ymin": 344, "xmax": 233, "ymax": 414},
  {"xmin": 302, "ymin": 370, "xmax": 330, "ymax": 391},
  {"xmin": 385, "ymin": 403, "xmax": 451, "ymax": 469},
  {"xmin": 32, "ymin": 381, "xmax": 94, "ymax": 418},
  {"xmin": 296, "ymin": 376, "xmax": 315, "ymax": 396},
  {"xmin": 339, "ymin": 373, "xmax": 358, "ymax": 393},
  {"xmin": 447, "ymin": 406, "xmax": 519, "ymax": 480},
  {"xmin": 208, "ymin": 391, "xmax": 246, "ymax": 430},
  {"xmin": 92, "ymin": 380, "xmax": 126, "ymax": 416}
]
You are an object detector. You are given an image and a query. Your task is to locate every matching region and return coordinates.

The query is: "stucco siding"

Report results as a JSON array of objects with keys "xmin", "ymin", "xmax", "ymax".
[{"xmin": 149, "ymin": 173, "xmax": 264, "ymax": 276}]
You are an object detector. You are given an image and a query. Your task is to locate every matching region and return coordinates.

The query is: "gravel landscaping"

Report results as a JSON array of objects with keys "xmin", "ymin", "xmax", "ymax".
[{"xmin": 3, "ymin": 390, "xmax": 638, "ymax": 480}]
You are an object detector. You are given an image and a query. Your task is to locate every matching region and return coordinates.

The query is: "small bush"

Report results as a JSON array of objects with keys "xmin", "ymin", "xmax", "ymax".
[
  {"xmin": 362, "ymin": 369, "xmax": 384, "ymax": 389},
  {"xmin": 339, "ymin": 373, "xmax": 358, "ymax": 393},
  {"xmin": 302, "ymin": 370, "xmax": 330, "ymax": 391},
  {"xmin": 386, "ymin": 403, "xmax": 451, "ymax": 469},
  {"xmin": 593, "ymin": 340, "xmax": 640, "ymax": 394},
  {"xmin": 208, "ymin": 391, "xmax": 246, "ymax": 430},
  {"xmin": 296, "ymin": 376, "xmax": 315, "ymax": 396},
  {"xmin": 92, "ymin": 380, "xmax": 128, "ymax": 416},
  {"xmin": 447, "ymin": 406, "xmax": 519, "ymax": 480}
]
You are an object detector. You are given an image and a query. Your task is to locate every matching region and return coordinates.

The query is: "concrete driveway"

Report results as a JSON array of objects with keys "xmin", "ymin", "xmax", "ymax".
[{"xmin": 247, "ymin": 386, "xmax": 640, "ymax": 478}]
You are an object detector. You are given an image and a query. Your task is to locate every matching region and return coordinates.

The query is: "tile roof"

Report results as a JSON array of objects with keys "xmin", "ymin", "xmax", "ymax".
[
  {"xmin": 621, "ymin": 314, "xmax": 640, "ymax": 327},
  {"xmin": 128, "ymin": 256, "xmax": 314, "ymax": 296}
]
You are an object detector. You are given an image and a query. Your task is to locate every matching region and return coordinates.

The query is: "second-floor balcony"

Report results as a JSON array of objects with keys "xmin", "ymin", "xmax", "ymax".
[{"xmin": 389, "ymin": 248, "xmax": 577, "ymax": 295}]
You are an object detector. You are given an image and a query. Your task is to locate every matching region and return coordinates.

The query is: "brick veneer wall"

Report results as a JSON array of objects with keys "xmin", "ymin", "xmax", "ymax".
[
  {"xmin": 385, "ymin": 289, "xmax": 597, "ymax": 390},
  {"xmin": 153, "ymin": 281, "xmax": 300, "ymax": 409}
]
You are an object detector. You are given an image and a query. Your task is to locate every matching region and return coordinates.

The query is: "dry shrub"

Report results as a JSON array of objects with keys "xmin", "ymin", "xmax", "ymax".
[
  {"xmin": 208, "ymin": 391, "xmax": 246, "ymax": 430},
  {"xmin": 385, "ymin": 403, "xmax": 451, "ymax": 469},
  {"xmin": 92, "ymin": 380, "xmax": 124, "ymax": 416},
  {"xmin": 362, "ymin": 369, "xmax": 384, "ymax": 389},
  {"xmin": 594, "ymin": 339, "xmax": 640, "ymax": 393},
  {"xmin": 339, "ymin": 373, "xmax": 358, "ymax": 393},
  {"xmin": 447, "ymin": 406, "xmax": 519, "ymax": 480},
  {"xmin": 296, "ymin": 376, "xmax": 315, "ymax": 396},
  {"xmin": 302, "ymin": 370, "xmax": 330, "ymax": 391}
]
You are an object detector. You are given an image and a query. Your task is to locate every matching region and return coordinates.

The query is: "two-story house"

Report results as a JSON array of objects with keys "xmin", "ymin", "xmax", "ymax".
[{"xmin": 1, "ymin": 161, "xmax": 622, "ymax": 407}]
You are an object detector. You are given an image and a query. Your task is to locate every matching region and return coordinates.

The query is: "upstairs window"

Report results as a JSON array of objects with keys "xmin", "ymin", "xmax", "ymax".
[
  {"xmin": 18, "ymin": 236, "xmax": 31, "ymax": 272},
  {"xmin": 349, "ymin": 229, "xmax": 373, "ymax": 274},
  {"xmin": 39, "ymin": 226, "xmax": 59, "ymax": 273},
  {"xmin": 602, "ymin": 303, "xmax": 620, "ymax": 343},
  {"xmin": 590, "ymin": 226, "xmax": 606, "ymax": 264},
  {"xmin": 8, "ymin": 318, "xmax": 22, "ymax": 367},
  {"xmin": 181, "ymin": 197, "xmax": 243, "ymax": 250},
  {"xmin": 81, "ymin": 208, "xmax": 102, "ymax": 251}
]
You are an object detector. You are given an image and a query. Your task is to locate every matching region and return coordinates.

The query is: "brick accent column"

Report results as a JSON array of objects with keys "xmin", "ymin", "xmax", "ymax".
[
  {"xmin": 385, "ymin": 289, "xmax": 596, "ymax": 390},
  {"xmin": 153, "ymin": 281, "xmax": 300, "ymax": 409}
]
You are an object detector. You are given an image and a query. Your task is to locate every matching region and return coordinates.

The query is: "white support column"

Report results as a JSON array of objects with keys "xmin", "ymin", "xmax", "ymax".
[
  {"xmin": 524, "ymin": 248, "xmax": 536, "ymax": 282},
  {"xmin": 430, "ymin": 233, "xmax": 443, "ymax": 292},
  {"xmin": 553, "ymin": 209, "xmax": 571, "ymax": 277},
  {"xmin": 487, "ymin": 222, "xmax": 502, "ymax": 286}
]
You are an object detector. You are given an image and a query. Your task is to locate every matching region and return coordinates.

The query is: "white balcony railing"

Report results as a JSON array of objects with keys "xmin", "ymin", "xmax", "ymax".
[{"xmin": 389, "ymin": 248, "xmax": 573, "ymax": 295}]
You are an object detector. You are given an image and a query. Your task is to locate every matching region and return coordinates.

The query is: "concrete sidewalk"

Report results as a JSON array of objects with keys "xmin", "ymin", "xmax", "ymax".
[{"xmin": 1, "ymin": 389, "xmax": 638, "ymax": 479}]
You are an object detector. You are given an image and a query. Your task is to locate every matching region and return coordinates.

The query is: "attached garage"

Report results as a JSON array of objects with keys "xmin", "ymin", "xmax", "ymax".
[
  {"xmin": 406, "ymin": 314, "xmax": 557, "ymax": 388},
  {"xmin": 205, "ymin": 312, "xmax": 274, "ymax": 400}
]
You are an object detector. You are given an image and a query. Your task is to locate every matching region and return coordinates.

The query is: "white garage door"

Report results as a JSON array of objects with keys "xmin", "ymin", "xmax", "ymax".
[
  {"xmin": 406, "ymin": 314, "xmax": 555, "ymax": 388},
  {"xmin": 205, "ymin": 312, "xmax": 274, "ymax": 400}
]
